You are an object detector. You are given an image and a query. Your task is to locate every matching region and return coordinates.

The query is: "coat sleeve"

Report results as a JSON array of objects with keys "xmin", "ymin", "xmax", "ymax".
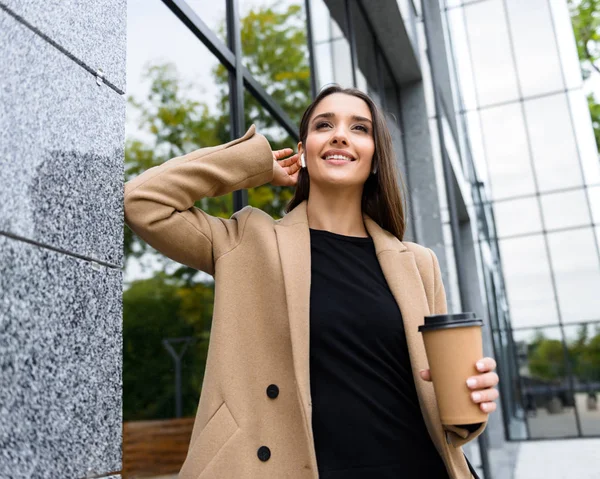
[
  {"xmin": 124, "ymin": 125, "xmax": 274, "ymax": 275},
  {"xmin": 428, "ymin": 248, "xmax": 488, "ymax": 448}
]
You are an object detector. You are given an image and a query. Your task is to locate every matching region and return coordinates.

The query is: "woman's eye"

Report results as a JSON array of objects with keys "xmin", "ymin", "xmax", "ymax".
[
  {"xmin": 316, "ymin": 122, "xmax": 331, "ymax": 129},
  {"xmin": 354, "ymin": 124, "xmax": 369, "ymax": 133}
]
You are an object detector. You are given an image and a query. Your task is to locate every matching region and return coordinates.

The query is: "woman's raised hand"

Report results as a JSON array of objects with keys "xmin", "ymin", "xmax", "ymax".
[{"xmin": 271, "ymin": 148, "xmax": 301, "ymax": 187}]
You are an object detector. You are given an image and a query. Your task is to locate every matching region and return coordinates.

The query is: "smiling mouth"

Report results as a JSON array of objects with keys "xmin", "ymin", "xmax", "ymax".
[{"xmin": 322, "ymin": 154, "xmax": 356, "ymax": 162}]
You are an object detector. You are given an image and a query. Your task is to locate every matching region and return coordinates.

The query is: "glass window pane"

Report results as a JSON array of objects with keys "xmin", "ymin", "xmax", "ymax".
[
  {"xmin": 569, "ymin": 90, "xmax": 600, "ymax": 186},
  {"xmin": 541, "ymin": 189, "xmax": 592, "ymax": 231},
  {"xmin": 311, "ymin": 0, "xmax": 354, "ymax": 89},
  {"xmin": 429, "ymin": 118, "xmax": 449, "ymax": 212},
  {"xmin": 589, "ymin": 186, "xmax": 600, "ymax": 224},
  {"xmin": 548, "ymin": 0, "xmax": 584, "ymax": 90},
  {"xmin": 239, "ymin": 0, "xmax": 311, "ymax": 124},
  {"xmin": 499, "ymin": 235, "xmax": 559, "ymax": 328},
  {"xmin": 463, "ymin": 0, "xmax": 520, "ymax": 106},
  {"xmin": 442, "ymin": 224, "xmax": 462, "ymax": 314},
  {"xmin": 547, "ymin": 229, "xmax": 600, "ymax": 323},
  {"xmin": 564, "ymin": 323, "xmax": 600, "ymax": 436},
  {"xmin": 185, "ymin": 0, "xmax": 227, "ymax": 43},
  {"xmin": 479, "ymin": 103, "xmax": 537, "ymax": 200},
  {"xmin": 446, "ymin": 7, "xmax": 477, "ymax": 111},
  {"xmin": 418, "ymin": 21, "xmax": 437, "ymax": 118},
  {"xmin": 246, "ymin": 92, "xmax": 295, "ymax": 220},
  {"xmin": 493, "ymin": 197, "xmax": 542, "ymax": 238},
  {"xmin": 125, "ymin": 0, "xmax": 231, "ymax": 474},
  {"xmin": 513, "ymin": 328, "xmax": 579, "ymax": 439},
  {"xmin": 505, "ymin": 0, "xmax": 564, "ymax": 97},
  {"xmin": 525, "ymin": 94, "xmax": 584, "ymax": 193},
  {"xmin": 464, "ymin": 111, "xmax": 489, "ymax": 185}
]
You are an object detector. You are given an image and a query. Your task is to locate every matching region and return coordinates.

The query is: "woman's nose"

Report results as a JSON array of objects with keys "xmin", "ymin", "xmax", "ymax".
[{"xmin": 331, "ymin": 130, "xmax": 349, "ymax": 145}]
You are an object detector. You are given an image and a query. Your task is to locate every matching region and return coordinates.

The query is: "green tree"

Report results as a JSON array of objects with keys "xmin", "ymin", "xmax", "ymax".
[
  {"xmin": 568, "ymin": 0, "xmax": 600, "ymax": 150},
  {"xmin": 122, "ymin": 273, "xmax": 212, "ymax": 420},
  {"xmin": 580, "ymin": 332, "xmax": 600, "ymax": 381},
  {"xmin": 528, "ymin": 332, "xmax": 567, "ymax": 381}
]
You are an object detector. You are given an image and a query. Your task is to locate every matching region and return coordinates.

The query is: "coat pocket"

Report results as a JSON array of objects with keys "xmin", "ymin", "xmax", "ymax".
[{"xmin": 179, "ymin": 402, "xmax": 239, "ymax": 479}]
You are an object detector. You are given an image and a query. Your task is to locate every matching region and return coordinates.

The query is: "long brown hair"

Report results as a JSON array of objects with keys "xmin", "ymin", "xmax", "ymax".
[{"xmin": 286, "ymin": 85, "xmax": 407, "ymax": 241}]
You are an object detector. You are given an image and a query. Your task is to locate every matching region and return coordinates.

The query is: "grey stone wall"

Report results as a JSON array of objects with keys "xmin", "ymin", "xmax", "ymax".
[{"xmin": 0, "ymin": 1, "xmax": 125, "ymax": 477}]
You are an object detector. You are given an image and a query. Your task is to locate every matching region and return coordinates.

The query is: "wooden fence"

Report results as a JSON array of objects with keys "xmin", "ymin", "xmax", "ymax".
[{"xmin": 122, "ymin": 417, "xmax": 194, "ymax": 478}]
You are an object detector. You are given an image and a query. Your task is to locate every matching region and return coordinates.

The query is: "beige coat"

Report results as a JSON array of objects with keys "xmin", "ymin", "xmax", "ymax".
[{"xmin": 124, "ymin": 125, "xmax": 486, "ymax": 479}]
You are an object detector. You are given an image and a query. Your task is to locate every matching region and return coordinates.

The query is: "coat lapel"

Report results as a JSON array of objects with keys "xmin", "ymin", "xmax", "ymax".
[
  {"xmin": 274, "ymin": 202, "xmax": 314, "ymax": 445},
  {"xmin": 364, "ymin": 216, "xmax": 446, "ymax": 456}
]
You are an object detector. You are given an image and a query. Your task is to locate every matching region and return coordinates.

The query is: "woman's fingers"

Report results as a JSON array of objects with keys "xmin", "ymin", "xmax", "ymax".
[
  {"xmin": 475, "ymin": 357, "xmax": 497, "ymax": 373},
  {"xmin": 471, "ymin": 387, "xmax": 499, "ymax": 404},
  {"xmin": 467, "ymin": 372, "xmax": 499, "ymax": 390},
  {"xmin": 479, "ymin": 401, "xmax": 497, "ymax": 413},
  {"xmin": 278, "ymin": 153, "xmax": 299, "ymax": 166},
  {"xmin": 273, "ymin": 148, "xmax": 294, "ymax": 161}
]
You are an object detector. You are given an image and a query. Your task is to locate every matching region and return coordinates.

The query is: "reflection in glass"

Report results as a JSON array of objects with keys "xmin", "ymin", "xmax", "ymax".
[
  {"xmin": 463, "ymin": 0, "xmax": 519, "ymax": 106},
  {"xmin": 525, "ymin": 94, "xmax": 584, "ymax": 193},
  {"xmin": 492, "ymin": 197, "xmax": 542, "ymax": 238},
  {"xmin": 499, "ymin": 235, "xmax": 558, "ymax": 328},
  {"xmin": 238, "ymin": 0, "xmax": 311, "ymax": 125},
  {"xmin": 540, "ymin": 189, "xmax": 591, "ymax": 231},
  {"xmin": 504, "ymin": 0, "xmax": 564, "ymax": 97},
  {"xmin": 564, "ymin": 324, "xmax": 600, "ymax": 436},
  {"xmin": 513, "ymin": 328, "xmax": 579, "ymax": 438},
  {"xmin": 547, "ymin": 229, "xmax": 600, "ymax": 323},
  {"xmin": 479, "ymin": 103, "xmax": 537, "ymax": 200},
  {"xmin": 311, "ymin": 0, "xmax": 354, "ymax": 89},
  {"xmin": 125, "ymin": 0, "xmax": 232, "ymax": 475}
]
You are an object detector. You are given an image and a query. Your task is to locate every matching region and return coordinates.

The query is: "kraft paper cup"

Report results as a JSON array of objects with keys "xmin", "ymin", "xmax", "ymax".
[{"xmin": 419, "ymin": 313, "xmax": 489, "ymax": 426}]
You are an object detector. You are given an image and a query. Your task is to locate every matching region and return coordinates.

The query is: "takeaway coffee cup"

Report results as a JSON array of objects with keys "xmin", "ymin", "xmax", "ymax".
[{"xmin": 418, "ymin": 312, "xmax": 488, "ymax": 426}]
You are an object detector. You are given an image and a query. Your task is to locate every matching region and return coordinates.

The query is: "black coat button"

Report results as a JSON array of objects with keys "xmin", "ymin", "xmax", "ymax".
[
  {"xmin": 257, "ymin": 446, "xmax": 271, "ymax": 461},
  {"xmin": 266, "ymin": 384, "xmax": 279, "ymax": 399}
]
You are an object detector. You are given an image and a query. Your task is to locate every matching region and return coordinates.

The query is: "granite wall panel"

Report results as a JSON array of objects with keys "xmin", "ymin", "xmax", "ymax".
[
  {"xmin": 0, "ymin": 9, "xmax": 124, "ymax": 266},
  {"xmin": 0, "ymin": 235, "xmax": 122, "ymax": 478},
  {"xmin": 0, "ymin": 0, "xmax": 126, "ymax": 91}
]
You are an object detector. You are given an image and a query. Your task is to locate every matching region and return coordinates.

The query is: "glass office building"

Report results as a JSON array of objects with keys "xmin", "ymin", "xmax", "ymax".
[{"xmin": 124, "ymin": 0, "xmax": 600, "ymax": 476}]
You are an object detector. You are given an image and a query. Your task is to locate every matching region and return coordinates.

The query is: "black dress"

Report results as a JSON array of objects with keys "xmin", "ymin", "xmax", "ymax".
[{"xmin": 309, "ymin": 229, "xmax": 449, "ymax": 478}]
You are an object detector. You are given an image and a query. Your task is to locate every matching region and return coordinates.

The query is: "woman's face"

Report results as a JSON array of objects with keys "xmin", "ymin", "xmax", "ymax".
[{"xmin": 301, "ymin": 93, "xmax": 375, "ymax": 190}]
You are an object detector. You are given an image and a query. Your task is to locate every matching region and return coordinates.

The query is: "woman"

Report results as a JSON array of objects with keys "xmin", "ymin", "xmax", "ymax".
[{"xmin": 124, "ymin": 85, "xmax": 499, "ymax": 478}]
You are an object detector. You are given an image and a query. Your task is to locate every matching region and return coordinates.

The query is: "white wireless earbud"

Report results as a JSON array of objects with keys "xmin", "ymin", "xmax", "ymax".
[{"xmin": 300, "ymin": 153, "xmax": 306, "ymax": 168}]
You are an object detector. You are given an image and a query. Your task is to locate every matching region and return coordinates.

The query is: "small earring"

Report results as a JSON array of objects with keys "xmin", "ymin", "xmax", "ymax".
[
  {"xmin": 300, "ymin": 153, "xmax": 306, "ymax": 168},
  {"xmin": 371, "ymin": 163, "xmax": 377, "ymax": 174}
]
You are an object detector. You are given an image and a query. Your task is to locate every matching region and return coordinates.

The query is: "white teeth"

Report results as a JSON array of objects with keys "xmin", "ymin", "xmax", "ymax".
[{"xmin": 325, "ymin": 154, "xmax": 353, "ymax": 161}]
